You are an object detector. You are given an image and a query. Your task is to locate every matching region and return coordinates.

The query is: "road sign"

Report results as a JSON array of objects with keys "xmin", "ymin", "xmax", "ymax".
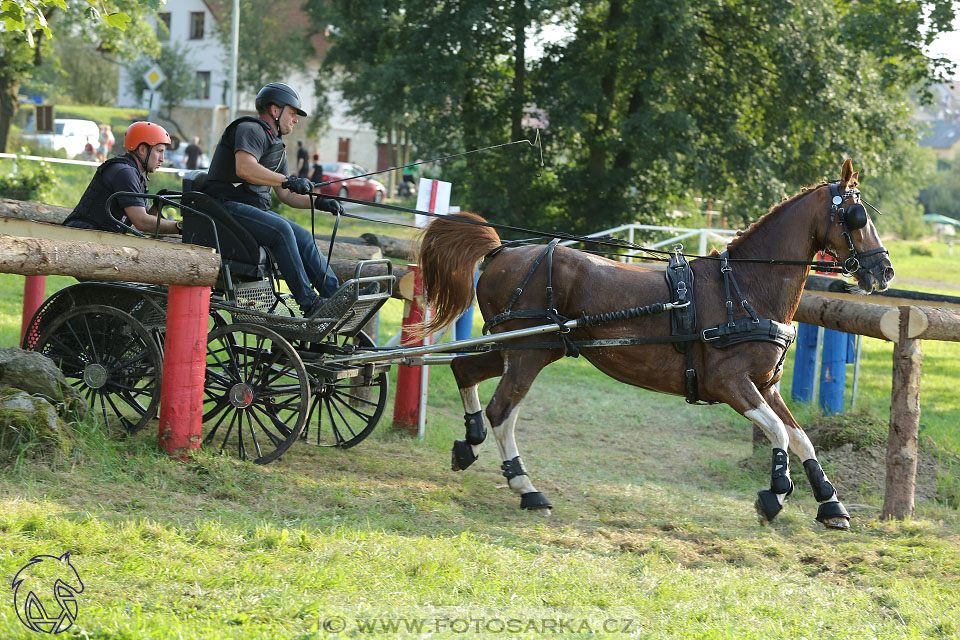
[{"xmin": 143, "ymin": 66, "xmax": 166, "ymax": 90}]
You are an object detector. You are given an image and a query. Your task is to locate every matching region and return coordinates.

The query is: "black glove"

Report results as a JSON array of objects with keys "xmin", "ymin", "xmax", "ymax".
[
  {"xmin": 316, "ymin": 197, "xmax": 344, "ymax": 215},
  {"xmin": 282, "ymin": 175, "xmax": 314, "ymax": 195},
  {"xmin": 156, "ymin": 188, "xmax": 175, "ymax": 197}
]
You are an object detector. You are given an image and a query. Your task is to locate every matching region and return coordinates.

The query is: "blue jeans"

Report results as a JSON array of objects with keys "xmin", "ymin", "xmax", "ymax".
[{"xmin": 220, "ymin": 200, "xmax": 339, "ymax": 308}]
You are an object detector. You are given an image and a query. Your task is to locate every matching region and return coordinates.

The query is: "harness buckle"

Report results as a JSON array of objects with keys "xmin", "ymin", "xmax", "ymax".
[
  {"xmin": 702, "ymin": 327, "xmax": 721, "ymax": 342},
  {"xmin": 720, "ymin": 258, "xmax": 732, "ymax": 273},
  {"xmin": 843, "ymin": 257, "xmax": 860, "ymax": 274}
]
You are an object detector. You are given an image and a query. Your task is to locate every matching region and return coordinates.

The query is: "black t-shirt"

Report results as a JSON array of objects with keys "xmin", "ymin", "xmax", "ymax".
[
  {"xmin": 63, "ymin": 154, "xmax": 147, "ymax": 231},
  {"xmin": 234, "ymin": 121, "xmax": 289, "ymax": 175},
  {"xmin": 296, "ymin": 147, "xmax": 310, "ymax": 177},
  {"xmin": 184, "ymin": 143, "xmax": 202, "ymax": 169}
]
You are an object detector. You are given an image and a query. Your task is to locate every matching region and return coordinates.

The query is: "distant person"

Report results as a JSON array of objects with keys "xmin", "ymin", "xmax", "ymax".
[
  {"xmin": 184, "ymin": 136, "xmax": 203, "ymax": 170},
  {"xmin": 103, "ymin": 124, "xmax": 115, "ymax": 156},
  {"xmin": 63, "ymin": 121, "xmax": 180, "ymax": 235},
  {"xmin": 309, "ymin": 153, "xmax": 323, "ymax": 183},
  {"xmin": 96, "ymin": 124, "xmax": 110, "ymax": 163},
  {"xmin": 296, "ymin": 139, "xmax": 310, "ymax": 178},
  {"xmin": 82, "ymin": 137, "xmax": 95, "ymax": 163}
]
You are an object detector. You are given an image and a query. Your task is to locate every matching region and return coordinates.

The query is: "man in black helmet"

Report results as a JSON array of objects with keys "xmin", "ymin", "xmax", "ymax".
[{"xmin": 204, "ymin": 82, "xmax": 344, "ymax": 316}]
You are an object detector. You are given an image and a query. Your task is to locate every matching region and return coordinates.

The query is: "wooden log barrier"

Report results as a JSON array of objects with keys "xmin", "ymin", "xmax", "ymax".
[
  {"xmin": 795, "ymin": 292, "xmax": 960, "ymax": 520},
  {"xmin": 360, "ymin": 232, "xmax": 418, "ymax": 260},
  {"xmin": 0, "ymin": 233, "xmax": 220, "ymax": 286},
  {"xmin": 883, "ymin": 308, "xmax": 923, "ymax": 520},
  {"xmin": 0, "ymin": 198, "xmax": 71, "ymax": 224}
]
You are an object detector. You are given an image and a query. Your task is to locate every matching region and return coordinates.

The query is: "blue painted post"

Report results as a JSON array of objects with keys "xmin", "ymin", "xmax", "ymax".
[
  {"xmin": 818, "ymin": 328, "xmax": 848, "ymax": 415},
  {"xmin": 454, "ymin": 268, "xmax": 480, "ymax": 341},
  {"xmin": 791, "ymin": 322, "xmax": 819, "ymax": 403}
]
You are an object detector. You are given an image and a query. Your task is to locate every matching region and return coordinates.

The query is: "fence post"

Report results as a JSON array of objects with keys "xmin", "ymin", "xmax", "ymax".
[
  {"xmin": 818, "ymin": 328, "xmax": 848, "ymax": 415},
  {"xmin": 20, "ymin": 275, "xmax": 46, "ymax": 343},
  {"xmin": 882, "ymin": 307, "xmax": 923, "ymax": 520},
  {"xmin": 158, "ymin": 284, "xmax": 211, "ymax": 459},
  {"xmin": 393, "ymin": 265, "xmax": 425, "ymax": 434}
]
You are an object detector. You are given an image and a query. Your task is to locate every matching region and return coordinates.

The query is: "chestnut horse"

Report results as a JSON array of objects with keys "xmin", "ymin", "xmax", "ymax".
[{"xmin": 417, "ymin": 160, "xmax": 894, "ymax": 529}]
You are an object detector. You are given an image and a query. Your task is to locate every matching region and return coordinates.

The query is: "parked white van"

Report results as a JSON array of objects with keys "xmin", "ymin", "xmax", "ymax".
[{"xmin": 21, "ymin": 118, "xmax": 101, "ymax": 158}]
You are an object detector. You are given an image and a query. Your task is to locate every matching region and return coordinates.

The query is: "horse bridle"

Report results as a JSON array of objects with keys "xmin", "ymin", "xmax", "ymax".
[{"xmin": 823, "ymin": 182, "xmax": 888, "ymax": 275}]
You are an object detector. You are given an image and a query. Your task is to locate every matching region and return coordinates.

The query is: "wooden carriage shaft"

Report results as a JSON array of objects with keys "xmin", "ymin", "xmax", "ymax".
[{"xmin": 327, "ymin": 318, "xmax": 584, "ymax": 365}]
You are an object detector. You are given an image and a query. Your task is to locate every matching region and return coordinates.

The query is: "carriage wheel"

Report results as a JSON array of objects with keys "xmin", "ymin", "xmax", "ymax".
[
  {"xmin": 202, "ymin": 323, "xmax": 309, "ymax": 464},
  {"xmin": 33, "ymin": 305, "xmax": 161, "ymax": 436},
  {"xmin": 302, "ymin": 331, "xmax": 388, "ymax": 448}
]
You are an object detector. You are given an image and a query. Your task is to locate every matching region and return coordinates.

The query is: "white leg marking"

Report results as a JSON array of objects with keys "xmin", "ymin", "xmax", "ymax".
[
  {"xmin": 787, "ymin": 428, "xmax": 839, "ymax": 504},
  {"xmin": 459, "ymin": 385, "xmax": 483, "ymax": 456},
  {"xmin": 745, "ymin": 405, "xmax": 790, "ymax": 505},
  {"xmin": 492, "ymin": 407, "xmax": 537, "ymax": 495}
]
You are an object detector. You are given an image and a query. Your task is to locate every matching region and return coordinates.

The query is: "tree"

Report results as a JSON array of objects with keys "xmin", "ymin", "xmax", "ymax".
[
  {"xmin": 128, "ymin": 42, "xmax": 200, "ymax": 140},
  {"xmin": 309, "ymin": 0, "xmax": 956, "ymax": 235},
  {"xmin": 215, "ymin": 0, "xmax": 316, "ymax": 100},
  {"xmin": 0, "ymin": 0, "xmax": 162, "ymax": 151}
]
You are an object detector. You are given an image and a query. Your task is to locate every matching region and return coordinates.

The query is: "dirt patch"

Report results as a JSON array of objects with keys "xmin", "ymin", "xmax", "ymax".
[{"xmin": 820, "ymin": 443, "xmax": 940, "ymax": 504}]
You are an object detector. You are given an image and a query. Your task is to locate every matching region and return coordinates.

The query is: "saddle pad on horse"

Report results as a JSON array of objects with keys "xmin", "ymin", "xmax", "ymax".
[{"xmin": 664, "ymin": 251, "xmax": 696, "ymax": 353}]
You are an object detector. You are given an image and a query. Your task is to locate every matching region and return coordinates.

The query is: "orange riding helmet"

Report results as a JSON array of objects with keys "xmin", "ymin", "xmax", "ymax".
[{"xmin": 124, "ymin": 121, "xmax": 171, "ymax": 151}]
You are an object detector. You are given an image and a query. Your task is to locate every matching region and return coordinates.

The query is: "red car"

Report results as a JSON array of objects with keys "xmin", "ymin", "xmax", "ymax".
[{"xmin": 314, "ymin": 162, "xmax": 387, "ymax": 203}]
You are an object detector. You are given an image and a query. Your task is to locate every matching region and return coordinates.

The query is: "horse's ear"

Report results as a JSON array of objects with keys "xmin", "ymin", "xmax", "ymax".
[{"xmin": 841, "ymin": 158, "xmax": 854, "ymax": 188}]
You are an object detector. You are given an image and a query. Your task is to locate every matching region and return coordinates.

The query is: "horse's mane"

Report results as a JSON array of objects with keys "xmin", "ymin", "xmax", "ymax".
[{"xmin": 723, "ymin": 181, "xmax": 829, "ymax": 253}]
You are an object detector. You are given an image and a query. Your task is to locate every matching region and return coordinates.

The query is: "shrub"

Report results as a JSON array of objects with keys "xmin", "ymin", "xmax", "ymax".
[{"xmin": 0, "ymin": 158, "xmax": 60, "ymax": 202}]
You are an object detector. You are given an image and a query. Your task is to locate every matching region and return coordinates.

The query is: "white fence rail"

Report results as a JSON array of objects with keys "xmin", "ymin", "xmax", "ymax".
[{"xmin": 559, "ymin": 223, "xmax": 737, "ymax": 261}]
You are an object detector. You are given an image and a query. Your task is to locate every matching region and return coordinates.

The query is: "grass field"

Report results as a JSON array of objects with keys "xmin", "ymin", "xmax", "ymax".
[{"xmin": 2, "ymin": 197, "xmax": 960, "ymax": 636}]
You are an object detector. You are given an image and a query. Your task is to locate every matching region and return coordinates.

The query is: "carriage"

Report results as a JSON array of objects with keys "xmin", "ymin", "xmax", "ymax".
[
  {"xmin": 21, "ymin": 171, "xmax": 396, "ymax": 464},
  {"xmin": 21, "ymin": 159, "xmax": 894, "ymax": 529}
]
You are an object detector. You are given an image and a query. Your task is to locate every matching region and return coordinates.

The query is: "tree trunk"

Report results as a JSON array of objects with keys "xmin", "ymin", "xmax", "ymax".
[
  {"xmin": 882, "ymin": 307, "xmax": 923, "ymax": 520},
  {"xmin": 0, "ymin": 233, "xmax": 220, "ymax": 286},
  {"xmin": 0, "ymin": 75, "xmax": 21, "ymax": 154},
  {"xmin": 0, "ymin": 198, "xmax": 72, "ymax": 224}
]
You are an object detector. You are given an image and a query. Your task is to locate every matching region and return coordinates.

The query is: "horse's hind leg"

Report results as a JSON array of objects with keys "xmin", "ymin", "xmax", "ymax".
[
  {"xmin": 764, "ymin": 387, "xmax": 850, "ymax": 530},
  {"xmin": 450, "ymin": 351, "xmax": 504, "ymax": 471},
  {"xmin": 486, "ymin": 350, "xmax": 559, "ymax": 515}
]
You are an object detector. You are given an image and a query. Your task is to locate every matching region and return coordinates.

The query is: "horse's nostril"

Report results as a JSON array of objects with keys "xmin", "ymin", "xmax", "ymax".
[{"xmin": 884, "ymin": 267, "xmax": 895, "ymax": 282}]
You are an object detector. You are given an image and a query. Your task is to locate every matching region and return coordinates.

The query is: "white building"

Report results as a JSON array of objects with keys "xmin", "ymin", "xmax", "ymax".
[{"xmin": 116, "ymin": 0, "xmax": 383, "ymax": 173}]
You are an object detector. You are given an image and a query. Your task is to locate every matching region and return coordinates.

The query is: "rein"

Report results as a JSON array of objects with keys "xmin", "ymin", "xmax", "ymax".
[{"xmin": 319, "ymin": 190, "xmax": 856, "ymax": 274}]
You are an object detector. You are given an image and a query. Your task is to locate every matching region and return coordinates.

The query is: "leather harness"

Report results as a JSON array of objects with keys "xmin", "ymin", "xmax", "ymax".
[{"xmin": 480, "ymin": 244, "xmax": 796, "ymax": 404}]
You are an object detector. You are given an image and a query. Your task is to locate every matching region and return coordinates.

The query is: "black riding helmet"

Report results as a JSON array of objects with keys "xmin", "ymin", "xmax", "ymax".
[{"xmin": 255, "ymin": 83, "xmax": 307, "ymax": 136}]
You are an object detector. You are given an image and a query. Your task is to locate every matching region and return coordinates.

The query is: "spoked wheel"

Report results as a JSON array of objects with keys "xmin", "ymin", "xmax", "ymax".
[
  {"xmin": 202, "ymin": 323, "xmax": 309, "ymax": 464},
  {"xmin": 33, "ymin": 305, "xmax": 162, "ymax": 436},
  {"xmin": 302, "ymin": 331, "xmax": 388, "ymax": 448}
]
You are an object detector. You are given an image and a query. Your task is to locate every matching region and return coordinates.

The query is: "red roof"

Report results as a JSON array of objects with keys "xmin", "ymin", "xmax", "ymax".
[{"xmin": 202, "ymin": 0, "xmax": 328, "ymax": 58}]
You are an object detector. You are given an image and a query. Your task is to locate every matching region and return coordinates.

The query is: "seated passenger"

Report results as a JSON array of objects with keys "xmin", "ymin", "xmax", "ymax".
[
  {"xmin": 63, "ymin": 121, "xmax": 181, "ymax": 236},
  {"xmin": 203, "ymin": 82, "xmax": 351, "ymax": 317}
]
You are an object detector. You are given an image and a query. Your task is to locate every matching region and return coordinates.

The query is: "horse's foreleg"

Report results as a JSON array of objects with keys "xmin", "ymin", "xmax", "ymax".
[
  {"xmin": 765, "ymin": 388, "xmax": 850, "ymax": 530},
  {"xmin": 744, "ymin": 402, "xmax": 794, "ymax": 526},
  {"xmin": 450, "ymin": 352, "xmax": 503, "ymax": 471},
  {"xmin": 485, "ymin": 351, "xmax": 558, "ymax": 515}
]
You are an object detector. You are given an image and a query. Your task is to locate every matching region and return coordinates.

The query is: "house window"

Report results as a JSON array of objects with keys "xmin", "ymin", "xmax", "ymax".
[
  {"xmin": 189, "ymin": 12, "xmax": 204, "ymax": 39},
  {"xmin": 157, "ymin": 12, "xmax": 171, "ymax": 39},
  {"xmin": 195, "ymin": 72, "xmax": 211, "ymax": 100}
]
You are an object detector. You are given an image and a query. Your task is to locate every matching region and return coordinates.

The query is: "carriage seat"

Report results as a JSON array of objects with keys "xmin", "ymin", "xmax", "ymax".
[{"xmin": 180, "ymin": 171, "xmax": 269, "ymax": 280}]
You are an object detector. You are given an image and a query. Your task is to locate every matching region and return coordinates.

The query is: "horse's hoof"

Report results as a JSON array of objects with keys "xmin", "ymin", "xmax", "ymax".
[
  {"xmin": 816, "ymin": 501, "xmax": 851, "ymax": 530},
  {"xmin": 755, "ymin": 489, "xmax": 783, "ymax": 526},
  {"xmin": 520, "ymin": 491, "xmax": 552, "ymax": 511},
  {"xmin": 450, "ymin": 439, "xmax": 477, "ymax": 471}
]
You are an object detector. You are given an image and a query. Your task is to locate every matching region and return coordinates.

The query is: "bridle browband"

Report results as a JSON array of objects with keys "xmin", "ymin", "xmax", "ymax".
[{"xmin": 822, "ymin": 181, "xmax": 889, "ymax": 275}]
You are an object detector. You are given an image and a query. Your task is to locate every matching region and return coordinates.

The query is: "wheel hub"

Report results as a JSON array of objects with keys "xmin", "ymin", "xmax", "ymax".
[
  {"xmin": 229, "ymin": 383, "xmax": 255, "ymax": 408},
  {"xmin": 82, "ymin": 363, "xmax": 109, "ymax": 389}
]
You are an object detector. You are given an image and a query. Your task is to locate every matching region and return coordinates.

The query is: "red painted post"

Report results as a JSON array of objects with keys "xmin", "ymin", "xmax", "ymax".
[
  {"xmin": 20, "ymin": 275, "xmax": 47, "ymax": 343},
  {"xmin": 393, "ymin": 265, "xmax": 427, "ymax": 433},
  {"xmin": 158, "ymin": 284, "xmax": 211, "ymax": 459}
]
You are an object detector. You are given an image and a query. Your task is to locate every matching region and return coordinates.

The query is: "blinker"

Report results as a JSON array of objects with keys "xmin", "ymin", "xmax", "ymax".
[{"xmin": 844, "ymin": 203, "xmax": 868, "ymax": 231}]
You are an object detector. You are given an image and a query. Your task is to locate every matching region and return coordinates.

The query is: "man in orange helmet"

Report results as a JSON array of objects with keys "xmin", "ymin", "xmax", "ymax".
[{"xmin": 64, "ymin": 121, "xmax": 181, "ymax": 235}]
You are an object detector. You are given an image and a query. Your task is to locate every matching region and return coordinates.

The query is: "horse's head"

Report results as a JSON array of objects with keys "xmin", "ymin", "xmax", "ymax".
[{"xmin": 819, "ymin": 159, "xmax": 895, "ymax": 292}]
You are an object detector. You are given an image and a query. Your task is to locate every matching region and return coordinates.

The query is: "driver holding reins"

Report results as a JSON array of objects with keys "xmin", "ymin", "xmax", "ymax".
[{"xmin": 203, "ymin": 82, "xmax": 353, "ymax": 317}]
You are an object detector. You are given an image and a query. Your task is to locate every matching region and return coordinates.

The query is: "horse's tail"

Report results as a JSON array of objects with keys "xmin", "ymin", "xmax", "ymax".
[{"xmin": 415, "ymin": 212, "xmax": 500, "ymax": 336}]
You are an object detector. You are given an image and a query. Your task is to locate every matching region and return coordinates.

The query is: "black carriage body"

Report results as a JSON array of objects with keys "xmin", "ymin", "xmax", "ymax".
[{"xmin": 24, "ymin": 174, "xmax": 395, "ymax": 461}]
